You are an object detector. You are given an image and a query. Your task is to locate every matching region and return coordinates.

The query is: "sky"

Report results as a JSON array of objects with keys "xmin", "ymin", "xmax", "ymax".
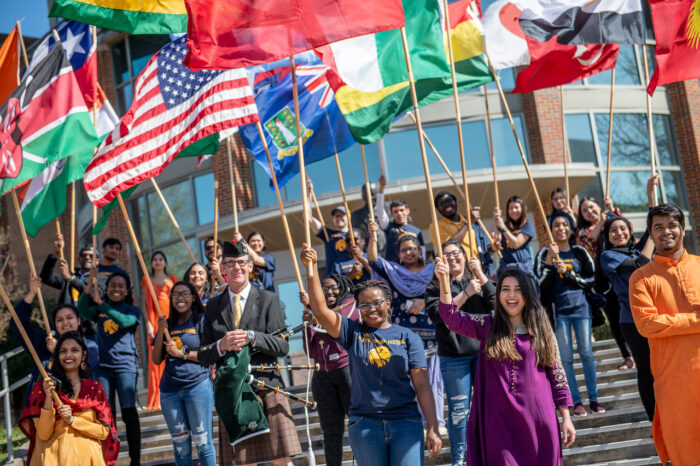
[{"xmin": 1, "ymin": 0, "xmax": 51, "ymax": 39}]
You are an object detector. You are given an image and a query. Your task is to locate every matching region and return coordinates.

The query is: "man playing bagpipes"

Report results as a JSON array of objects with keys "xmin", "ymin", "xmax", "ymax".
[{"xmin": 198, "ymin": 240, "xmax": 302, "ymax": 465}]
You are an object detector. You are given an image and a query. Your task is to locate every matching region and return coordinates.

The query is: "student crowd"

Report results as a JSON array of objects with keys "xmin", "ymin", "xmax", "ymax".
[{"xmin": 10, "ymin": 172, "xmax": 700, "ymax": 466}]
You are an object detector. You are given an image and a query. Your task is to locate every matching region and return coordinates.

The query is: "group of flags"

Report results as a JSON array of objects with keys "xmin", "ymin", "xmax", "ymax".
[{"xmin": 2, "ymin": 0, "xmax": 700, "ymax": 238}]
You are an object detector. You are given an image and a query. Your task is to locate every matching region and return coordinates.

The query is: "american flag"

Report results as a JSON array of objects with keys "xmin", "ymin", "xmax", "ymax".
[{"xmin": 84, "ymin": 37, "xmax": 259, "ymax": 207}]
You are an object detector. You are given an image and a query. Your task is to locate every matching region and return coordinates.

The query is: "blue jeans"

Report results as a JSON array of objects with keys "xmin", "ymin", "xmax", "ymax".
[
  {"xmin": 555, "ymin": 316, "xmax": 598, "ymax": 404},
  {"xmin": 440, "ymin": 354, "xmax": 478, "ymax": 466},
  {"xmin": 94, "ymin": 369, "xmax": 137, "ymax": 410},
  {"xmin": 160, "ymin": 378, "xmax": 216, "ymax": 466},
  {"xmin": 348, "ymin": 416, "xmax": 424, "ymax": 466}
]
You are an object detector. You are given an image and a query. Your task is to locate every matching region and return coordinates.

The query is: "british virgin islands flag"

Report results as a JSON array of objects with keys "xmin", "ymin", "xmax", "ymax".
[{"xmin": 239, "ymin": 52, "xmax": 355, "ymax": 189}]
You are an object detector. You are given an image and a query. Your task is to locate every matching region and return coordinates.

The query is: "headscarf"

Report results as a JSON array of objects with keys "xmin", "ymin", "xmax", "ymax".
[
  {"xmin": 601, "ymin": 215, "xmax": 636, "ymax": 256},
  {"xmin": 548, "ymin": 210, "xmax": 576, "ymax": 246},
  {"xmin": 371, "ymin": 256, "xmax": 435, "ymax": 297}
]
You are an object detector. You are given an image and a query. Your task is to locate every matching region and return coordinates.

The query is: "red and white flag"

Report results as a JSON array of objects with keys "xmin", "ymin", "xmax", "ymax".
[{"xmin": 84, "ymin": 36, "xmax": 258, "ymax": 207}]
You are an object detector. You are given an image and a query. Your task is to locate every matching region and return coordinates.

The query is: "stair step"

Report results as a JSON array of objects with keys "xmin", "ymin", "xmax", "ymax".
[{"xmin": 563, "ymin": 438, "xmax": 658, "ymax": 465}]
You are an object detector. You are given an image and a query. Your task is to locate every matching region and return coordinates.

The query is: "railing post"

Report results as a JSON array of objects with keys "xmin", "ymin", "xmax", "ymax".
[{"xmin": 2, "ymin": 358, "xmax": 13, "ymax": 463}]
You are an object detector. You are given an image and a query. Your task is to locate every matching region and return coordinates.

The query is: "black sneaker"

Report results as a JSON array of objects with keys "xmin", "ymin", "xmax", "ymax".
[
  {"xmin": 590, "ymin": 401, "xmax": 606, "ymax": 414},
  {"xmin": 573, "ymin": 403, "xmax": 587, "ymax": 417}
]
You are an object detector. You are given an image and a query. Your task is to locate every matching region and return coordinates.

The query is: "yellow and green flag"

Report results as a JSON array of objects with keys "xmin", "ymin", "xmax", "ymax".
[
  {"xmin": 49, "ymin": 0, "xmax": 187, "ymax": 34},
  {"xmin": 319, "ymin": 0, "xmax": 492, "ymax": 144}
]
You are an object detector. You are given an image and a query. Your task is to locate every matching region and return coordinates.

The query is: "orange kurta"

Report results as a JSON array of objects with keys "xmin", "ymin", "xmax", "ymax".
[
  {"xmin": 140, "ymin": 274, "xmax": 176, "ymax": 410},
  {"xmin": 630, "ymin": 251, "xmax": 700, "ymax": 466}
]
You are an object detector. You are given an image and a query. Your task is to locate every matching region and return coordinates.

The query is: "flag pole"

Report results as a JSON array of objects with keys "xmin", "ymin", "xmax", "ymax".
[
  {"xmin": 149, "ymin": 178, "xmax": 196, "ymax": 263},
  {"xmin": 409, "ymin": 112, "xmax": 502, "ymax": 259},
  {"xmin": 0, "ymin": 283, "xmax": 62, "ymax": 405},
  {"xmin": 10, "ymin": 190, "xmax": 51, "ymax": 334},
  {"xmin": 226, "ymin": 138, "xmax": 240, "ymax": 234},
  {"xmin": 641, "ymin": 45, "xmax": 658, "ymax": 205},
  {"xmin": 212, "ymin": 151, "xmax": 220, "ymax": 299},
  {"xmin": 376, "ymin": 140, "xmax": 387, "ymax": 178},
  {"xmin": 70, "ymin": 182, "xmax": 76, "ymax": 272},
  {"xmin": 400, "ymin": 27, "xmax": 450, "ymax": 294},
  {"xmin": 484, "ymin": 51, "xmax": 557, "ymax": 248},
  {"xmin": 604, "ymin": 67, "xmax": 616, "ymax": 199},
  {"xmin": 309, "ymin": 189, "xmax": 329, "ymax": 242},
  {"xmin": 333, "ymin": 154, "xmax": 356, "ymax": 247},
  {"xmin": 290, "ymin": 55, "xmax": 313, "ymax": 277},
  {"xmin": 116, "ymin": 193, "xmax": 171, "ymax": 341},
  {"xmin": 256, "ymin": 121, "xmax": 305, "ymax": 291},
  {"xmin": 442, "ymin": 0, "xmax": 473, "ymax": 260},
  {"xmin": 91, "ymin": 204, "xmax": 97, "ymax": 285},
  {"xmin": 483, "ymin": 84, "xmax": 500, "ymax": 210},
  {"xmin": 15, "ymin": 20, "xmax": 29, "ymax": 67},
  {"xmin": 360, "ymin": 145, "xmax": 376, "ymax": 241},
  {"xmin": 559, "ymin": 86, "xmax": 571, "ymax": 200},
  {"xmin": 89, "ymin": 28, "xmax": 99, "ymax": 284},
  {"xmin": 54, "ymin": 220, "xmax": 65, "ymax": 260}
]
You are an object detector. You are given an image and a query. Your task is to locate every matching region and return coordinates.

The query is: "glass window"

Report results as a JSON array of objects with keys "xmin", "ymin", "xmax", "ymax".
[
  {"xmin": 194, "ymin": 172, "xmax": 215, "ymax": 224},
  {"xmin": 253, "ymin": 161, "xmax": 278, "ymax": 208},
  {"xmin": 595, "ymin": 113, "xmax": 650, "ymax": 167},
  {"xmin": 653, "ymin": 114, "xmax": 679, "ymax": 166},
  {"xmin": 158, "ymin": 239, "xmax": 201, "ymax": 278},
  {"xmin": 587, "ymin": 45, "xmax": 640, "ymax": 85},
  {"xmin": 128, "ymin": 35, "xmax": 171, "ymax": 77},
  {"xmin": 112, "ymin": 40, "xmax": 130, "ymax": 86},
  {"xmin": 609, "ymin": 171, "xmax": 652, "ymax": 213},
  {"xmin": 147, "ymin": 180, "xmax": 196, "ymax": 244},
  {"xmin": 577, "ymin": 174, "xmax": 605, "ymax": 205},
  {"xmin": 565, "ymin": 114, "xmax": 597, "ymax": 165},
  {"xmin": 485, "ymin": 68, "xmax": 515, "ymax": 93},
  {"xmin": 662, "ymin": 171, "xmax": 689, "ymax": 209},
  {"xmin": 490, "ymin": 115, "xmax": 529, "ymax": 166},
  {"xmin": 134, "ymin": 196, "xmax": 151, "ymax": 250},
  {"xmin": 276, "ymin": 280, "xmax": 303, "ymax": 353}
]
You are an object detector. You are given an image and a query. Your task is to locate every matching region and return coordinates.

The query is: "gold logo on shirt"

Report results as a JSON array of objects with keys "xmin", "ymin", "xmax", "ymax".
[
  {"xmin": 103, "ymin": 319, "xmax": 119, "ymax": 335},
  {"xmin": 368, "ymin": 346, "xmax": 392, "ymax": 367},
  {"xmin": 335, "ymin": 238, "xmax": 347, "ymax": 252}
]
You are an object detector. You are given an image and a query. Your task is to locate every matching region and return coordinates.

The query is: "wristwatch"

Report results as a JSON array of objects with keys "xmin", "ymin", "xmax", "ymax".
[
  {"xmin": 181, "ymin": 345, "xmax": 190, "ymax": 359},
  {"xmin": 499, "ymin": 226, "xmax": 509, "ymax": 233},
  {"xmin": 247, "ymin": 330, "xmax": 255, "ymax": 344}
]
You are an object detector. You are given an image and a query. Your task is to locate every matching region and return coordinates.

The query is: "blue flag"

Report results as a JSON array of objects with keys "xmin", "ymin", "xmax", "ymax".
[{"xmin": 239, "ymin": 52, "xmax": 355, "ymax": 189}]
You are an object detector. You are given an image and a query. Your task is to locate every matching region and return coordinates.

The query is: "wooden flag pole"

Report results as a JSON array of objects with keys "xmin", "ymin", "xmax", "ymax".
[
  {"xmin": 256, "ymin": 122, "xmax": 305, "ymax": 291},
  {"xmin": 149, "ymin": 178, "xmax": 196, "ymax": 263},
  {"xmin": 70, "ymin": 182, "xmax": 76, "ymax": 272},
  {"xmin": 16, "ymin": 20, "xmax": 29, "ymax": 67},
  {"xmin": 400, "ymin": 28, "xmax": 449, "ymax": 294},
  {"xmin": 116, "ymin": 194, "xmax": 171, "ymax": 342},
  {"xmin": 212, "ymin": 152, "xmax": 220, "ymax": 299},
  {"xmin": 310, "ymin": 190, "xmax": 330, "ymax": 242},
  {"xmin": 442, "ymin": 0, "xmax": 473, "ymax": 260},
  {"xmin": 290, "ymin": 56, "xmax": 313, "ymax": 279},
  {"xmin": 559, "ymin": 86, "xmax": 571, "ymax": 200},
  {"xmin": 10, "ymin": 190, "xmax": 51, "ymax": 334},
  {"xmin": 484, "ymin": 52, "xmax": 557, "ymax": 248},
  {"xmin": 333, "ymin": 154, "xmax": 356, "ymax": 247},
  {"xmin": 604, "ymin": 68, "xmax": 616, "ymax": 199},
  {"xmin": 360, "ymin": 145, "xmax": 376, "ymax": 228},
  {"xmin": 0, "ymin": 284, "xmax": 62, "ymax": 405},
  {"xmin": 91, "ymin": 204, "xmax": 97, "ymax": 285},
  {"xmin": 376, "ymin": 140, "xmax": 387, "ymax": 178},
  {"xmin": 641, "ymin": 45, "xmax": 658, "ymax": 205},
  {"xmin": 483, "ymin": 85, "xmax": 500, "ymax": 210},
  {"xmin": 55, "ymin": 220, "xmax": 65, "ymax": 261},
  {"xmin": 226, "ymin": 138, "xmax": 240, "ymax": 234}
]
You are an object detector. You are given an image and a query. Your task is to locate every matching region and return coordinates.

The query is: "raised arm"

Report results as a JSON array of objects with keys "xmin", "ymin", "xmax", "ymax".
[
  {"xmin": 367, "ymin": 220, "xmax": 379, "ymax": 262},
  {"xmin": 434, "ymin": 258, "xmax": 489, "ymax": 340},
  {"xmin": 376, "ymin": 176, "xmax": 390, "ymax": 230},
  {"xmin": 301, "ymin": 245, "xmax": 342, "ymax": 338},
  {"xmin": 306, "ymin": 179, "xmax": 323, "ymax": 235}
]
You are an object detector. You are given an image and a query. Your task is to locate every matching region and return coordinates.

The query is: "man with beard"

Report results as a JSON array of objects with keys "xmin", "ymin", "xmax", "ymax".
[
  {"xmin": 430, "ymin": 191, "xmax": 479, "ymax": 260},
  {"xmin": 39, "ymin": 234, "xmax": 97, "ymax": 305},
  {"xmin": 630, "ymin": 203, "xmax": 700, "ymax": 465}
]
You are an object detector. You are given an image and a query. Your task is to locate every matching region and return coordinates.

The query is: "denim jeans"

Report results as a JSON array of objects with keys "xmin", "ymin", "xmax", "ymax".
[
  {"xmin": 160, "ymin": 378, "xmax": 216, "ymax": 466},
  {"xmin": 94, "ymin": 369, "xmax": 138, "ymax": 410},
  {"xmin": 348, "ymin": 416, "xmax": 424, "ymax": 466},
  {"xmin": 440, "ymin": 353, "xmax": 478, "ymax": 466},
  {"xmin": 555, "ymin": 316, "xmax": 598, "ymax": 404}
]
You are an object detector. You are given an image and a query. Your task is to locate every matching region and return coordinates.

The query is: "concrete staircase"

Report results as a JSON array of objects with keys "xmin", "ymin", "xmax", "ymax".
[{"xmin": 116, "ymin": 339, "xmax": 661, "ymax": 466}]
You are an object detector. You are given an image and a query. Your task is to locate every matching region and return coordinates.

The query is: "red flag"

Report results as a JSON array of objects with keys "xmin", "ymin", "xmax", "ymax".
[
  {"xmin": 512, "ymin": 39, "xmax": 619, "ymax": 93},
  {"xmin": 183, "ymin": 0, "xmax": 405, "ymax": 70},
  {"xmin": 647, "ymin": 0, "xmax": 700, "ymax": 95}
]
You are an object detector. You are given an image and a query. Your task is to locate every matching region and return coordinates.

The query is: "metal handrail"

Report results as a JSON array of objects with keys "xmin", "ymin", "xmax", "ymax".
[{"xmin": 1, "ymin": 346, "xmax": 30, "ymax": 464}]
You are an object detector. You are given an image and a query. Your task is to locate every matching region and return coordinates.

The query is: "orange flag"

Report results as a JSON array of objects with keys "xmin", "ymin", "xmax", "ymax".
[{"xmin": 0, "ymin": 27, "xmax": 19, "ymax": 105}]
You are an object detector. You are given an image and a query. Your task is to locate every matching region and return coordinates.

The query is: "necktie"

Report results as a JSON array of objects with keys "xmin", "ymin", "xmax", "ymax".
[{"xmin": 233, "ymin": 294, "xmax": 242, "ymax": 329}]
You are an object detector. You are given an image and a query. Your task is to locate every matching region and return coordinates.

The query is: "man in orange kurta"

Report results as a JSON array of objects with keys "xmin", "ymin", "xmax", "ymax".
[{"xmin": 630, "ymin": 203, "xmax": 700, "ymax": 466}]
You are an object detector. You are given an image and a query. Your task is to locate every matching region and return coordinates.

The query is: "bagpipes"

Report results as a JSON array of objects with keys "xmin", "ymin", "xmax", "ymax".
[{"xmin": 246, "ymin": 375, "xmax": 317, "ymax": 409}]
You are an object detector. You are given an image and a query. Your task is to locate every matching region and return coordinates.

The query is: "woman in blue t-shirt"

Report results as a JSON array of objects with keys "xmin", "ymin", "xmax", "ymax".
[
  {"xmin": 242, "ymin": 231, "xmax": 276, "ymax": 292},
  {"xmin": 152, "ymin": 280, "xmax": 215, "ymax": 466},
  {"xmin": 534, "ymin": 211, "xmax": 603, "ymax": 417},
  {"xmin": 301, "ymin": 245, "xmax": 442, "ymax": 466},
  {"xmin": 494, "ymin": 196, "xmax": 536, "ymax": 282},
  {"xmin": 78, "ymin": 271, "xmax": 141, "ymax": 465}
]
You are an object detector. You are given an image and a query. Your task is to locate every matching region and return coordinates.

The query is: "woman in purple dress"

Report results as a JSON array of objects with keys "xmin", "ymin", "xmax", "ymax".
[{"xmin": 434, "ymin": 263, "xmax": 575, "ymax": 465}]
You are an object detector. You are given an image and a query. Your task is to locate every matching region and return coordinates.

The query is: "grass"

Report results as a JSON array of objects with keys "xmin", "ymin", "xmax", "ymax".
[{"xmin": 0, "ymin": 425, "xmax": 27, "ymax": 463}]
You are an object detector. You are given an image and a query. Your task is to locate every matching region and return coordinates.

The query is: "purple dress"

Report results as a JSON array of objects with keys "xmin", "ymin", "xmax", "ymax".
[{"xmin": 438, "ymin": 302, "xmax": 572, "ymax": 466}]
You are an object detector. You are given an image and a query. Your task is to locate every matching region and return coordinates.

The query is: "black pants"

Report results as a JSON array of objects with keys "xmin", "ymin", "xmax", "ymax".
[
  {"xmin": 311, "ymin": 366, "xmax": 351, "ymax": 466},
  {"xmin": 122, "ymin": 406, "xmax": 141, "ymax": 466},
  {"xmin": 603, "ymin": 292, "xmax": 631, "ymax": 359},
  {"xmin": 620, "ymin": 322, "xmax": 655, "ymax": 421}
]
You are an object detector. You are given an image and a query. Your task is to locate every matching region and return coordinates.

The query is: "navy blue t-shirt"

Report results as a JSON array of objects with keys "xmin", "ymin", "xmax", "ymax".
[
  {"xmin": 250, "ymin": 253, "xmax": 276, "ymax": 292},
  {"xmin": 600, "ymin": 247, "xmax": 650, "ymax": 324},
  {"xmin": 154, "ymin": 315, "xmax": 210, "ymax": 392},
  {"xmin": 384, "ymin": 222, "xmax": 424, "ymax": 263},
  {"xmin": 317, "ymin": 227, "xmax": 352, "ymax": 277},
  {"xmin": 553, "ymin": 249, "xmax": 591, "ymax": 318},
  {"xmin": 94, "ymin": 302, "xmax": 141, "ymax": 372},
  {"xmin": 332, "ymin": 253, "xmax": 371, "ymax": 284},
  {"xmin": 336, "ymin": 316, "xmax": 426, "ymax": 419},
  {"xmin": 472, "ymin": 222, "xmax": 493, "ymax": 276},
  {"xmin": 500, "ymin": 221, "xmax": 535, "ymax": 267}
]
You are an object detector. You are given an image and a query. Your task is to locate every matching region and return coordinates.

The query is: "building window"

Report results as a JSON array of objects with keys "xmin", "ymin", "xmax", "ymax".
[{"xmin": 568, "ymin": 44, "xmax": 656, "ymax": 87}]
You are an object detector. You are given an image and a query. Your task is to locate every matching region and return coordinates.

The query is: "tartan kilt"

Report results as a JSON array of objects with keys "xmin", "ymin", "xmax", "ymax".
[{"xmin": 219, "ymin": 389, "xmax": 302, "ymax": 464}]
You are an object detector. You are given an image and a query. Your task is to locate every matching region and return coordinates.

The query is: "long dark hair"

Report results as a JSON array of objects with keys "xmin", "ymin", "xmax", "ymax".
[
  {"xmin": 182, "ymin": 262, "xmax": 212, "ymax": 297},
  {"xmin": 326, "ymin": 273, "xmax": 355, "ymax": 308},
  {"xmin": 49, "ymin": 331, "xmax": 90, "ymax": 398},
  {"xmin": 247, "ymin": 231, "xmax": 267, "ymax": 252},
  {"xmin": 150, "ymin": 250, "xmax": 168, "ymax": 276},
  {"xmin": 168, "ymin": 281, "xmax": 206, "ymax": 331},
  {"xmin": 397, "ymin": 234, "xmax": 423, "ymax": 265},
  {"xmin": 485, "ymin": 269, "xmax": 557, "ymax": 367},
  {"xmin": 576, "ymin": 196, "xmax": 600, "ymax": 232},
  {"xmin": 504, "ymin": 196, "xmax": 527, "ymax": 229},
  {"xmin": 550, "ymin": 187, "xmax": 567, "ymax": 215},
  {"xmin": 353, "ymin": 280, "xmax": 392, "ymax": 355},
  {"xmin": 51, "ymin": 303, "xmax": 83, "ymax": 335}
]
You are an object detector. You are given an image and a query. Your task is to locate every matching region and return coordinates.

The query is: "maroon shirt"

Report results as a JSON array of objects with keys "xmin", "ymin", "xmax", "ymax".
[{"xmin": 303, "ymin": 297, "xmax": 358, "ymax": 371}]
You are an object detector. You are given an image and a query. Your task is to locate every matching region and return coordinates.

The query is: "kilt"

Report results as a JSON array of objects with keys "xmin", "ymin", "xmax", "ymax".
[{"xmin": 219, "ymin": 390, "xmax": 302, "ymax": 464}]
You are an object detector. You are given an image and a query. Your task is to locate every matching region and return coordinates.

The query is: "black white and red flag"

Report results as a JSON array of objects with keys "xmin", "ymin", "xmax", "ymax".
[{"xmin": 84, "ymin": 36, "xmax": 259, "ymax": 207}]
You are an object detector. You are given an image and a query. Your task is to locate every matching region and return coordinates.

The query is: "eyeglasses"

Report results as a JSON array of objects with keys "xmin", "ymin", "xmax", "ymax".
[
  {"xmin": 444, "ymin": 250, "xmax": 462, "ymax": 259},
  {"xmin": 399, "ymin": 246, "xmax": 418, "ymax": 254},
  {"xmin": 322, "ymin": 285, "xmax": 340, "ymax": 292},
  {"xmin": 223, "ymin": 259, "xmax": 249, "ymax": 268},
  {"xmin": 79, "ymin": 253, "xmax": 95, "ymax": 259},
  {"xmin": 171, "ymin": 291, "xmax": 193, "ymax": 299},
  {"xmin": 204, "ymin": 244, "xmax": 215, "ymax": 251},
  {"xmin": 357, "ymin": 298, "xmax": 388, "ymax": 312}
]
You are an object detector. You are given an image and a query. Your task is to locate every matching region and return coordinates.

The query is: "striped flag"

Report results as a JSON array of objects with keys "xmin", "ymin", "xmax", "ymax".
[{"xmin": 84, "ymin": 36, "xmax": 259, "ymax": 207}]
